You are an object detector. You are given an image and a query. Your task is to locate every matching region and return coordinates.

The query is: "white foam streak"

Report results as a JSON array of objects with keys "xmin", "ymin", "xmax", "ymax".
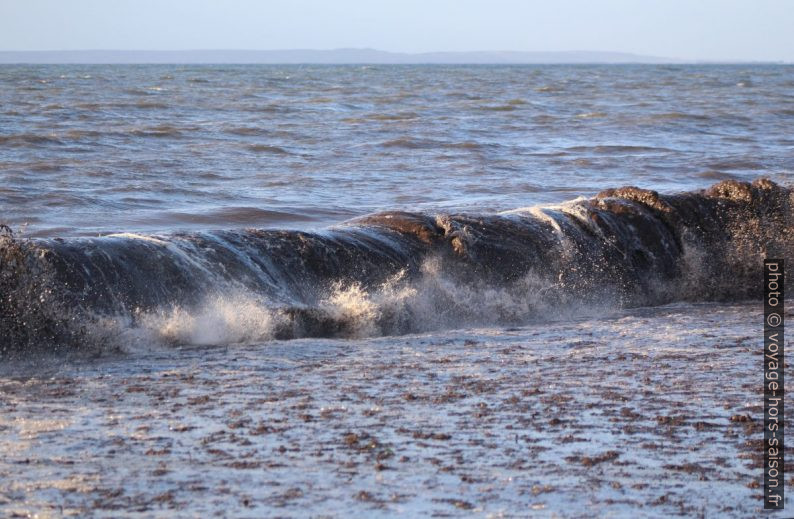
[
  {"xmin": 134, "ymin": 294, "xmax": 282, "ymax": 346},
  {"xmin": 105, "ymin": 258, "xmax": 614, "ymax": 348}
]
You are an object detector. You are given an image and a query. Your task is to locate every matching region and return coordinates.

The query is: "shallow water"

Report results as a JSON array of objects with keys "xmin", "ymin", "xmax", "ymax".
[{"xmin": 0, "ymin": 302, "xmax": 787, "ymax": 517}]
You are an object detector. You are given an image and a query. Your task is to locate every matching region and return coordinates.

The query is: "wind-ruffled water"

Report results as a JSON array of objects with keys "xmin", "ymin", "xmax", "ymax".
[{"xmin": 1, "ymin": 64, "xmax": 793, "ymax": 236}]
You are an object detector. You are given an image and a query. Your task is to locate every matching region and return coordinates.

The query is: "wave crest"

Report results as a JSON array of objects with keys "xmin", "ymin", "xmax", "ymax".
[{"xmin": 1, "ymin": 179, "xmax": 791, "ymax": 353}]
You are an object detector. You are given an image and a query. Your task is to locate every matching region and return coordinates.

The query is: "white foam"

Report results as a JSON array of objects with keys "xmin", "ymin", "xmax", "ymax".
[
  {"xmin": 104, "ymin": 232, "xmax": 169, "ymax": 245},
  {"xmin": 133, "ymin": 293, "xmax": 282, "ymax": 346},
  {"xmin": 499, "ymin": 197, "xmax": 588, "ymax": 216}
]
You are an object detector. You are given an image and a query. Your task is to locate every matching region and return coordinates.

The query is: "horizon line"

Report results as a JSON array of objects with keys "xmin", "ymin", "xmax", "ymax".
[{"xmin": 0, "ymin": 48, "xmax": 788, "ymax": 65}]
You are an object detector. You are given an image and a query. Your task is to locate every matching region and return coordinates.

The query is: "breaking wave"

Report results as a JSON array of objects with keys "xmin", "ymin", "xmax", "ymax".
[{"xmin": 1, "ymin": 179, "xmax": 791, "ymax": 353}]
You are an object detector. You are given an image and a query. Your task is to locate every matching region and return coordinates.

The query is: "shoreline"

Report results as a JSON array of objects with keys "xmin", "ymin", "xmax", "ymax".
[{"xmin": 0, "ymin": 301, "xmax": 780, "ymax": 516}]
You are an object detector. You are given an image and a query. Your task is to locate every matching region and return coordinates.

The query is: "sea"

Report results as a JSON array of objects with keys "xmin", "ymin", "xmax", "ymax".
[{"xmin": 1, "ymin": 64, "xmax": 793, "ymax": 517}]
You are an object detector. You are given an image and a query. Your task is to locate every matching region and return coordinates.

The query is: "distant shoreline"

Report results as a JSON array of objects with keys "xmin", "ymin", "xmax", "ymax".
[{"xmin": 0, "ymin": 48, "xmax": 786, "ymax": 65}]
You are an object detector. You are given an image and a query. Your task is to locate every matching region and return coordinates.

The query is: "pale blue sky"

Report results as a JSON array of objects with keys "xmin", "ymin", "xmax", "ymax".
[{"xmin": 1, "ymin": 0, "xmax": 791, "ymax": 61}]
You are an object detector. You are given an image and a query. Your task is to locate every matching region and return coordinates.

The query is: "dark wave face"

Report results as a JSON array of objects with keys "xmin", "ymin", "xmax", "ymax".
[{"xmin": 1, "ymin": 179, "xmax": 791, "ymax": 353}]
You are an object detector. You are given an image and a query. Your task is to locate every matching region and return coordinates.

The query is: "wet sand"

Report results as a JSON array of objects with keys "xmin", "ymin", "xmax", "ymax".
[{"xmin": 0, "ymin": 301, "xmax": 788, "ymax": 517}]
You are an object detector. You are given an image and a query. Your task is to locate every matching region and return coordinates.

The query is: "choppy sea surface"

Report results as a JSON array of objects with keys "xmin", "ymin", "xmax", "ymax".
[
  {"xmin": 1, "ymin": 64, "xmax": 793, "ymax": 516},
  {"xmin": 1, "ymin": 64, "xmax": 793, "ymax": 236}
]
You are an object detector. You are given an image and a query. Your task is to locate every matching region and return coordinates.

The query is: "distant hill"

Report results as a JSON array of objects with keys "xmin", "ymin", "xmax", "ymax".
[{"xmin": 0, "ymin": 48, "xmax": 685, "ymax": 64}]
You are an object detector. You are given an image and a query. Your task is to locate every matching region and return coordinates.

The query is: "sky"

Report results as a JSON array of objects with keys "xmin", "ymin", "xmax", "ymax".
[{"xmin": 1, "ymin": 0, "xmax": 792, "ymax": 62}]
